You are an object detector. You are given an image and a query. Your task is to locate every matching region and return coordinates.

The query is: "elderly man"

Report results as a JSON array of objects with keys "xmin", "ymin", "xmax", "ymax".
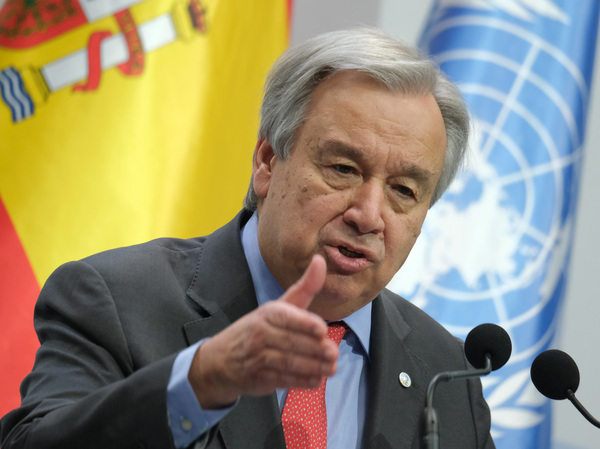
[{"xmin": 0, "ymin": 28, "xmax": 494, "ymax": 449}]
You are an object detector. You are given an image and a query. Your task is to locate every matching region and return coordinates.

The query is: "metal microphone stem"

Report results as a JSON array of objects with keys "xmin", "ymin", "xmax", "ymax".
[
  {"xmin": 566, "ymin": 389, "xmax": 600, "ymax": 429},
  {"xmin": 423, "ymin": 354, "xmax": 492, "ymax": 449}
]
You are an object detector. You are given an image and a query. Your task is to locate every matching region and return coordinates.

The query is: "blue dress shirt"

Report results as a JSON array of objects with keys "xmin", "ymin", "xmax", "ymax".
[{"xmin": 167, "ymin": 212, "xmax": 371, "ymax": 448}]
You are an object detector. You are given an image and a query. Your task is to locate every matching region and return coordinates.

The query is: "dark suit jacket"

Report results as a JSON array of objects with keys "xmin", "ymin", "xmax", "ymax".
[{"xmin": 0, "ymin": 210, "xmax": 495, "ymax": 449}]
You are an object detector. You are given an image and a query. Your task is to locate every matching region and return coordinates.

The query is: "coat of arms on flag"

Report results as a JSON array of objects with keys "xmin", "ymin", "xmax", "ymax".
[
  {"xmin": 0, "ymin": 0, "xmax": 289, "ymax": 418},
  {"xmin": 0, "ymin": 0, "xmax": 207, "ymax": 122}
]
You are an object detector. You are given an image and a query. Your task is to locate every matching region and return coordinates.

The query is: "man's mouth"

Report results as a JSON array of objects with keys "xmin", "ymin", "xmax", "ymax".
[
  {"xmin": 338, "ymin": 246, "xmax": 364, "ymax": 259},
  {"xmin": 325, "ymin": 244, "xmax": 372, "ymax": 273}
]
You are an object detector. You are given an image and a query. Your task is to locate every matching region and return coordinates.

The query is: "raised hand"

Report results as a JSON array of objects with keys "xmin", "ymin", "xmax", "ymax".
[{"xmin": 188, "ymin": 254, "xmax": 339, "ymax": 409}]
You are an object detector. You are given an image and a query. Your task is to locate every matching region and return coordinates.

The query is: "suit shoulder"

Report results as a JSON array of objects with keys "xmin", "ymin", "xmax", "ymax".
[
  {"xmin": 88, "ymin": 236, "xmax": 206, "ymax": 259},
  {"xmin": 380, "ymin": 288, "xmax": 464, "ymax": 351},
  {"xmin": 44, "ymin": 236, "xmax": 207, "ymax": 299},
  {"xmin": 80, "ymin": 236, "xmax": 205, "ymax": 270}
]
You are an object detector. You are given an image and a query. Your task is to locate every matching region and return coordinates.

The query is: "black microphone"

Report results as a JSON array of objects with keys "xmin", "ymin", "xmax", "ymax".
[
  {"xmin": 531, "ymin": 349, "xmax": 600, "ymax": 428},
  {"xmin": 422, "ymin": 323, "xmax": 512, "ymax": 449}
]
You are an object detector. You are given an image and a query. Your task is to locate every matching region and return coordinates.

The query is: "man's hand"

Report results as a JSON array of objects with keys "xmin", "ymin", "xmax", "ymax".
[{"xmin": 188, "ymin": 254, "xmax": 339, "ymax": 409}]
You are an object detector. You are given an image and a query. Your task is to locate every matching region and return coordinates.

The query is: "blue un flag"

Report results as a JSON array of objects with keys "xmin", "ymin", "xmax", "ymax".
[{"xmin": 388, "ymin": 1, "xmax": 599, "ymax": 447}]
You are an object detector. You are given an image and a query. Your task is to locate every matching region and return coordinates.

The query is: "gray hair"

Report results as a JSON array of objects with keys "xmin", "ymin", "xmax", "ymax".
[{"xmin": 243, "ymin": 27, "xmax": 469, "ymax": 210}]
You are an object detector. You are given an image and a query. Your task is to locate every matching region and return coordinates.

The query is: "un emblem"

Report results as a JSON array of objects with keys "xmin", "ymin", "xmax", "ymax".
[{"xmin": 388, "ymin": 3, "xmax": 588, "ymax": 446}]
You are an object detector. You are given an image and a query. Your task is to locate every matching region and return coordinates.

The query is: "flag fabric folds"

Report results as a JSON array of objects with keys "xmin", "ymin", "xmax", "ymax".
[
  {"xmin": 0, "ymin": 0, "xmax": 290, "ymax": 417},
  {"xmin": 388, "ymin": 0, "xmax": 599, "ymax": 447}
]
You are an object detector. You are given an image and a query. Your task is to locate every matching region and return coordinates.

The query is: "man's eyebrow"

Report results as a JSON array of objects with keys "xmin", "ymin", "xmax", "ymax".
[
  {"xmin": 318, "ymin": 140, "xmax": 363, "ymax": 160},
  {"xmin": 319, "ymin": 140, "xmax": 439, "ymax": 184},
  {"xmin": 402, "ymin": 163, "xmax": 439, "ymax": 185}
]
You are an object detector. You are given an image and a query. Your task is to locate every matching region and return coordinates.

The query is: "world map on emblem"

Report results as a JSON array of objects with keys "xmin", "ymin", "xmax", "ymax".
[{"xmin": 387, "ymin": 3, "xmax": 589, "ymax": 444}]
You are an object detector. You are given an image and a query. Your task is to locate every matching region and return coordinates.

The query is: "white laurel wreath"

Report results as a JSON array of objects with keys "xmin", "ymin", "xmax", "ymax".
[{"xmin": 482, "ymin": 369, "xmax": 547, "ymax": 439}]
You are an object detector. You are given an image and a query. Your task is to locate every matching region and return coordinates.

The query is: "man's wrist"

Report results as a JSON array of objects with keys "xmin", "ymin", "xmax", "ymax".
[
  {"xmin": 188, "ymin": 337, "xmax": 240, "ymax": 410},
  {"xmin": 167, "ymin": 340, "xmax": 236, "ymax": 448}
]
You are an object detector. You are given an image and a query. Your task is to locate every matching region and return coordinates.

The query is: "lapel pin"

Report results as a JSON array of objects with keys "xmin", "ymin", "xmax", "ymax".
[{"xmin": 398, "ymin": 372, "xmax": 412, "ymax": 388}]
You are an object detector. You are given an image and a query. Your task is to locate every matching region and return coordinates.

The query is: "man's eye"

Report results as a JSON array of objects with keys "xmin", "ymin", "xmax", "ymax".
[
  {"xmin": 395, "ymin": 185, "xmax": 415, "ymax": 198},
  {"xmin": 333, "ymin": 164, "xmax": 355, "ymax": 175}
]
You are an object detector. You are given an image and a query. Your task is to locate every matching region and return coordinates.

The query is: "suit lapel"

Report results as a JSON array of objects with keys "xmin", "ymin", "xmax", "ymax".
[
  {"xmin": 182, "ymin": 210, "xmax": 261, "ymax": 344},
  {"xmin": 363, "ymin": 292, "xmax": 431, "ymax": 449},
  {"xmin": 179, "ymin": 212, "xmax": 436, "ymax": 448},
  {"xmin": 181, "ymin": 210, "xmax": 284, "ymax": 449}
]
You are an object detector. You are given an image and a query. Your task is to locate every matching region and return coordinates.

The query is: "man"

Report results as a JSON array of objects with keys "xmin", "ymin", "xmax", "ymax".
[{"xmin": 0, "ymin": 28, "xmax": 494, "ymax": 448}]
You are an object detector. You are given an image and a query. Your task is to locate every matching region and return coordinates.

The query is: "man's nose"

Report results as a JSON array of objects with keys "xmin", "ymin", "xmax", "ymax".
[{"xmin": 342, "ymin": 181, "xmax": 385, "ymax": 235}]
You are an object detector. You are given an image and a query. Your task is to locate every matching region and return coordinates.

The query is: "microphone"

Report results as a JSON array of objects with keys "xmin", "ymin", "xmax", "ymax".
[
  {"xmin": 531, "ymin": 349, "xmax": 600, "ymax": 428},
  {"xmin": 422, "ymin": 323, "xmax": 512, "ymax": 449},
  {"xmin": 464, "ymin": 323, "xmax": 512, "ymax": 371}
]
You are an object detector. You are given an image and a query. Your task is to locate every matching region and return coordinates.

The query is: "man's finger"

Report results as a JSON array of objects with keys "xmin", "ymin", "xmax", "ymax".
[{"xmin": 280, "ymin": 254, "xmax": 327, "ymax": 310}]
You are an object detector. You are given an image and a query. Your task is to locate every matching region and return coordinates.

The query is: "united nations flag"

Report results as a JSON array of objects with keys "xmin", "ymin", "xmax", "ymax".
[{"xmin": 388, "ymin": 1, "xmax": 599, "ymax": 448}]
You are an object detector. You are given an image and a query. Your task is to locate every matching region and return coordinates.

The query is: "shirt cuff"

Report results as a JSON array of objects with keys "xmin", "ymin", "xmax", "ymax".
[{"xmin": 167, "ymin": 339, "xmax": 237, "ymax": 448}]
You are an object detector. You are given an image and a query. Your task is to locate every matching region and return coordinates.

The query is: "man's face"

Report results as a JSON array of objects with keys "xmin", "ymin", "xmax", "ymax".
[{"xmin": 253, "ymin": 71, "xmax": 447, "ymax": 320}]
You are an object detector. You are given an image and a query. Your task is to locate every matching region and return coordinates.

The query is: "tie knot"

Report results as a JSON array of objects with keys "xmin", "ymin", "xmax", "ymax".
[{"xmin": 327, "ymin": 321, "xmax": 347, "ymax": 345}]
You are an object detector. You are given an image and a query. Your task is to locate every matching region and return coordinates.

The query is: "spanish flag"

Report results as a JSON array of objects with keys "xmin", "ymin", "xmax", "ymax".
[{"xmin": 0, "ymin": 0, "xmax": 291, "ymax": 416}]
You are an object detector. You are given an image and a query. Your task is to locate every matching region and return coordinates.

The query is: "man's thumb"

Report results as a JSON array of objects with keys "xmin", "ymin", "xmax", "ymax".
[{"xmin": 281, "ymin": 254, "xmax": 327, "ymax": 310}]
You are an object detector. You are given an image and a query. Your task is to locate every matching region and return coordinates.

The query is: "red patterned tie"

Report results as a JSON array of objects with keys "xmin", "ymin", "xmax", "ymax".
[{"xmin": 281, "ymin": 322, "xmax": 347, "ymax": 449}]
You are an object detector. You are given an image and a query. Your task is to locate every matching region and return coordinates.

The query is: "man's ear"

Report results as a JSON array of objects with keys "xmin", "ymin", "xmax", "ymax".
[{"xmin": 253, "ymin": 138, "xmax": 276, "ymax": 200}]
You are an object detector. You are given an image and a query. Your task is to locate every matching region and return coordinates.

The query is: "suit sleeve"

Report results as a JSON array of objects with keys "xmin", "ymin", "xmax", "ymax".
[
  {"xmin": 466, "ymin": 370, "xmax": 497, "ymax": 449},
  {"xmin": 0, "ymin": 260, "xmax": 179, "ymax": 449}
]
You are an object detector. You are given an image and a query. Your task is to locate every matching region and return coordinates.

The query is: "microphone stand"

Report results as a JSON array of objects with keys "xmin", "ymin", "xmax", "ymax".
[
  {"xmin": 566, "ymin": 389, "xmax": 600, "ymax": 429},
  {"xmin": 422, "ymin": 354, "xmax": 492, "ymax": 449}
]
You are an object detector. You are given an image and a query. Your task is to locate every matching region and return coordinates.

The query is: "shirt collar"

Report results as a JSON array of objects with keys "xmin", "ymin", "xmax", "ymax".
[{"xmin": 241, "ymin": 211, "xmax": 371, "ymax": 357}]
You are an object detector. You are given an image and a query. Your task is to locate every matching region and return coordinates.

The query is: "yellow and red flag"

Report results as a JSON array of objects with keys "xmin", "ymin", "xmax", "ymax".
[{"xmin": 0, "ymin": 0, "xmax": 291, "ymax": 417}]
